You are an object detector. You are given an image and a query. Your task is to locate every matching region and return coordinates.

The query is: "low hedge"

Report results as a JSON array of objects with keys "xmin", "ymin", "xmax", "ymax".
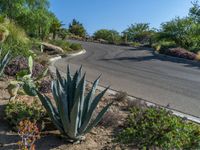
[{"xmin": 118, "ymin": 106, "xmax": 200, "ymax": 149}]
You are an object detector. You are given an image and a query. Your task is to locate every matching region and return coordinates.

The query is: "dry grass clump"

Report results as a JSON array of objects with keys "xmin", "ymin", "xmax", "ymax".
[{"xmin": 114, "ymin": 91, "xmax": 128, "ymax": 102}]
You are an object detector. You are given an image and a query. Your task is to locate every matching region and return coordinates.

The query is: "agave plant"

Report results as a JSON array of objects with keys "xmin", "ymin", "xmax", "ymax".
[
  {"xmin": 0, "ymin": 49, "xmax": 10, "ymax": 76},
  {"xmin": 36, "ymin": 66, "xmax": 112, "ymax": 142}
]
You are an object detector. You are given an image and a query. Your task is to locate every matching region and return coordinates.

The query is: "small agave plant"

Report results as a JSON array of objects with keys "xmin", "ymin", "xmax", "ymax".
[
  {"xmin": 36, "ymin": 66, "xmax": 112, "ymax": 142},
  {"xmin": 0, "ymin": 49, "xmax": 10, "ymax": 76}
]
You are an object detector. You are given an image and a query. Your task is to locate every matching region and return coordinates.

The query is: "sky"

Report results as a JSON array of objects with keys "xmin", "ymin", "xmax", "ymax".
[{"xmin": 50, "ymin": 0, "xmax": 192, "ymax": 35}]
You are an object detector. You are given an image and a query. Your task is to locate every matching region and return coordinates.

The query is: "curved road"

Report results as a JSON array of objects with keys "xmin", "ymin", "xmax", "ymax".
[{"xmin": 55, "ymin": 41, "xmax": 200, "ymax": 117}]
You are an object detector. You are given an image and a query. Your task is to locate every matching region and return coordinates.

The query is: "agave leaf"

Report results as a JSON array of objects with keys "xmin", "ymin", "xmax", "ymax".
[
  {"xmin": 56, "ymin": 68, "xmax": 64, "ymax": 86},
  {"xmin": 67, "ymin": 65, "xmax": 72, "ymax": 82},
  {"xmin": 52, "ymin": 80, "xmax": 70, "ymax": 133},
  {"xmin": 69, "ymin": 73, "xmax": 86, "ymax": 138},
  {"xmin": 83, "ymin": 102, "xmax": 113, "ymax": 134},
  {"xmin": 70, "ymin": 70, "xmax": 79, "ymax": 110},
  {"xmin": 36, "ymin": 91, "xmax": 64, "ymax": 133},
  {"xmin": 51, "ymin": 80, "xmax": 61, "ymax": 113},
  {"xmin": 66, "ymin": 65, "xmax": 73, "ymax": 115},
  {"xmin": 79, "ymin": 87, "xmax": 109, "ymax": 133},
  {"xmin": 81, "ymin": 76, "xmax": 100, "ymax": 124},
  {"xmin": 28, "ymin": 56, "xmax": 33, "ymax": 75},
  {"xmin": 77, "ymin": 73, "xmax": 86, "ymax": 128},
  {"xmin": 0, "ymin": 51, "xmax": 10, "ymax": 76}
]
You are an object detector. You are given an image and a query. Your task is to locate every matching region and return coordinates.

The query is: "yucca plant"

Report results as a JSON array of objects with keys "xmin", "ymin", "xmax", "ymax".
[
  {"xmin": 36, "ymin": 66, "xmax": 112, "ymax": 142},
  {"xmin": 0, "ymin": 49, "xmax": 10, "ymax": 76}
]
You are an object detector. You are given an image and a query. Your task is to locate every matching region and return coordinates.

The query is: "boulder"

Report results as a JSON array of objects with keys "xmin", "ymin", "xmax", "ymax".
[{"xmin": 41, "ymin": 42, "xmax": 64, "ymax": 54}]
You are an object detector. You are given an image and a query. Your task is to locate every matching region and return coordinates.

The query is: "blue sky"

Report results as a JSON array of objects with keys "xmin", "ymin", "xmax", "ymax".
[{"xmin": 50, "ymin": 0, "xmax": 192, "ymax": 35}]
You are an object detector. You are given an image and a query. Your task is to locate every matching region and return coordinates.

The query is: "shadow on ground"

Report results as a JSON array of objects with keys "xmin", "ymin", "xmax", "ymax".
[{"xmin": 100, "ymin": 47, "xmax": 200, "ymax": 69}]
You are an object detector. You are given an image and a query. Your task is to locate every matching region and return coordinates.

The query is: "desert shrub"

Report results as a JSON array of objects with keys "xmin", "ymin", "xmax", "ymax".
[
  {"xmin": 1, "ymin": 19, "xmax": 32, "ymax": 57},
  {"xmin": 114, "ymin": 91, "xmax": 128, "ymax": 102},
  {"xmin": 97, "ymin": 110, "xmax": 120, "ymax": 128},
  {"xmin": 4, "ymin": 56, "xmax": 28, "ymax": 76},
  {"xmin": 69, "ymin": 43, "xmax": 83, "ymax": 50},
  {"xmin": 5, "ymin": 100, "xmax": 46, "ymax": 129},
  {"xmin": 163, "ymin": 47, "xmax": 197, "ymax": 60},
  {"xmin": 4, "ymin": 56, "xmax": 46, "ymax": 77},
  {"xmin": 118, "ymin": 106, "xmax": 200, "ymax": 149}
]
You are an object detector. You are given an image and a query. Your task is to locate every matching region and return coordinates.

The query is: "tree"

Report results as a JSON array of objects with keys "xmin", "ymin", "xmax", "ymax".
[
  {"xmin": 50, "ymin": 16, "xmax": 63, "ymax": 39},
  {"xmin": 68, "ymin": 19, "xmax": 86, "ymax": 38},
  {"xmin": 160, "ymin": 17, "xmax": 195, "ymax": 49},
  {"xmin": 93, "ymin": 29, "xmax": 121, "ymax": 44},
  {"xmin": 189, "ymin": 1, "xmax": 200, "ymax": 23},
  {"xmin": 0, "ymin": 0, "xmax": 26, "ymax": 20},
  {"xmin": 0, "ymin": 0, "xmax": 58, "ymax": 39},
  {"xmin": 57, "ymin": 28, "xmax": 69, "ymax": 40},
  {"xmin": 123, "ymin": 23, "xmax": 151, "ymax": 44}
]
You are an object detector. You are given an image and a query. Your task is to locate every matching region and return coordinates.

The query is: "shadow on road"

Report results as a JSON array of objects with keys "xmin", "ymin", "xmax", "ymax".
[{"xmin": 101, "ymin": 48, "xmax": 200, "ymax": 69}]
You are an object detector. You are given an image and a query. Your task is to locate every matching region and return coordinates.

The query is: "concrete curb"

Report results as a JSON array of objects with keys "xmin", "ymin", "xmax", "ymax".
[
  {"xmin": 49, "ymin": 49, "xmax": 86, "ymax": 63},
  {"xmin": 49, "ymin": 56, "xmax": 62, "ymax": 62},
  {"xmin": 67, "ymin": 49, "xmax": 86, "ymax": 57}
]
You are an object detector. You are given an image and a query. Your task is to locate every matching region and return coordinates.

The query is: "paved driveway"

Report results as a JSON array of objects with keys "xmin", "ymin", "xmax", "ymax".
[{"xmin": 55, "ymin": 41, "xmax": 200, "ymax": 117}]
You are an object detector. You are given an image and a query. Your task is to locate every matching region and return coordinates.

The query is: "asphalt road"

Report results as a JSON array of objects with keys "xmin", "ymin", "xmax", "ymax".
[{"xmin": 55, "ymin": 41, "xmax": 200, "ymax": 117}]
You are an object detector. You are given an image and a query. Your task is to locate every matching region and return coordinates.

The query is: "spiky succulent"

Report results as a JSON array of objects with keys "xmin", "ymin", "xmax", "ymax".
[
  {"xmin": 36, "ymin": 66, "xmax": 112, "ymax": 142},
  {"xmin": 0, "ymin": 49, "xmax": 10, "ymax": 76}
]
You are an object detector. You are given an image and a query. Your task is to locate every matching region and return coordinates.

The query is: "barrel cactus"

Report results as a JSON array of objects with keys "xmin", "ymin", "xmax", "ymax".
[{"xmin": 36, "ymin": 66, "xmax": 112, "ymax": 142}]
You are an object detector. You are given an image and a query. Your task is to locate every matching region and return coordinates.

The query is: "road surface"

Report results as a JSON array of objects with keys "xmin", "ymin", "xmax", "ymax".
[{"xmin": 55, "ymin": 41, "xmax": 200, "ymax": 117}]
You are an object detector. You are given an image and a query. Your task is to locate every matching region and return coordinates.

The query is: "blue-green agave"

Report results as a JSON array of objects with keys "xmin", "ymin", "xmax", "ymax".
[
  {"xmin": 36, "ymin": 66, "xmax": 112, "ymax": 142},
  {"xmin": 0, "ymin": 49, "xmax": 10, "ymax": 76}
]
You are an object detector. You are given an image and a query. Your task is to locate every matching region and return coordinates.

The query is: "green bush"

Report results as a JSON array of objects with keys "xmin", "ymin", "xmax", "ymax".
[
  {"xmin": 152, "ymin": 41, "xmax": 177, "ymax": 52},
  {"xmin": 1, "ymin": 19, "xmax": 32, "ymax": 57},
  {"xmin": 49, "ymin": 40, "xmax": 71, "ymax": 51},
  {"xmin": 159, "ymin": 17, "xmax": 200, "ymax": 53},
  {"xmin": 69, "ymin": 43, "xmax": 82, "ymax": 50},
  {"xmin": 49, "ymin": 40, "xmax": 83, "ymax": 51},
  {"xmin": 118, "ymin": 106, "xmax": 200, "ymax": 149},
  {"xmin": 5, "ymin": 100, "xmax": 47, "ymax": 129},
  {"xmin": 130, "ymin": 42, "xmax": 140, "ymax": 47},
  {"xmin": 93, "ymin": 29, "xmax": 121, "ymax": 44}
]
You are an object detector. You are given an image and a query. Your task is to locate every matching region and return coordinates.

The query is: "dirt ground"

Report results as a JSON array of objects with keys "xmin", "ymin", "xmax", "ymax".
[{"xmin": 0, "ymin": 79, "xmax": 134, "ymax": 150}]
